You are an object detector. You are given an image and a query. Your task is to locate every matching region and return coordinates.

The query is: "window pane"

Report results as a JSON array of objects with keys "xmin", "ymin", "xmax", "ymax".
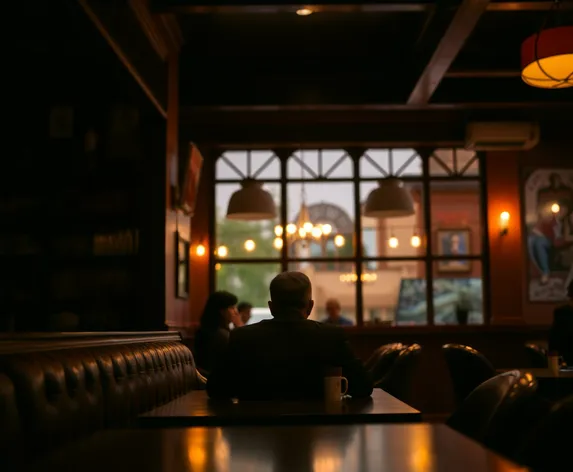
[
  {"xmin": 216, "ymin": 151, "xmax": 248, "ymax": 180},
  {"xmin": 391, "ymin": 149, "xmax": 423, "ymax": 177},
  {"xmin": 432, "ymin": 260, "xmax": 483, "ymax": 325},
  {"xmin": 430, "ymin": 180, "xmax": 482, "ymax": 256},
  {"xmin": 362, "ymin": 262, "xmax": 428, "ymax": 326},
  {"xmin": 286, "ymin": 182, "xmax": 355, "ymax": 258},
  {"xmin": 215, "ymin": 183, "xmax": 281, "ymax": 258},
  {"xmin": 429, "ymin": 149, "xmax": 453, "ymax": 176},
  {"xmin": 455, "ymin": 149, "xmax": 479, "ymax": 176},
  {"xmin": 215, "ymin": 263, "xmax": 281, "ymax": 319},
  {"xmin": 321, "ymin": 149, "xmax": 353, "ymax": 178},
  {"xmin": 287, "ymin": 150, "xmax": 320, "ymax": 179},
  {"xmin": 288, "ymin": 261, "xmax": 356, "ymax": 326},
  {"xmin": 361, "ymin": 182, "xmax": 426, "ymax": 258},
  {"xmin": 360, "ymin": 149, "xmax": 390, "ymax": 178}
]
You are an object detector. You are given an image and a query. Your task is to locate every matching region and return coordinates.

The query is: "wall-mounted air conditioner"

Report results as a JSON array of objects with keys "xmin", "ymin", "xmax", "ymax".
[{"xmin": 465, "ymin": 122, "xmax": 540, "ymax": 151}]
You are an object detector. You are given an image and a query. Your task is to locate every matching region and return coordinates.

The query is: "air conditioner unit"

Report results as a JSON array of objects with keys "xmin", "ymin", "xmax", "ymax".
[{"xmin": 465, "ymin": 122, "xmax": 540, "ymax": 151}]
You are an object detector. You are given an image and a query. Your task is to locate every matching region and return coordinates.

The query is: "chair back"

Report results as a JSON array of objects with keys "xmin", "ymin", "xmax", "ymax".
[
  {"xmin": 365, "ymin": 343, "xmax": 405, "ymax": 384},
  {"xmin": 524, "ymin": 343, "xmax": 547, "ymax": 368},
  {"xmin": 517, "ymin": 394, "xmax": 573, "ymax": 471},
  {"xmin": 375, "ymin": 344, "xmax": 422, "ymax": 405},
  {"xmin": 446, "ymin": 370, "xmax": 537, "ymax": 445},
  {"xmin": 442, "ymin": 343, "xmax": 496, "ymax": 406}
]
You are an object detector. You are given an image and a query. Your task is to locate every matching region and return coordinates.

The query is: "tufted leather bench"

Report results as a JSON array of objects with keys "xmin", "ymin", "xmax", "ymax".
[{"xmin": 0, "ymin": 332, "xmax": 205, "ymax": 464}]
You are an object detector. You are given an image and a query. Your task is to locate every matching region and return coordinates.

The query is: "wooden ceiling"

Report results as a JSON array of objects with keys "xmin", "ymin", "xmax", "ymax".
[{"xmin": 150, "ymin": 0, "xmax": 573, "ymax": 108}]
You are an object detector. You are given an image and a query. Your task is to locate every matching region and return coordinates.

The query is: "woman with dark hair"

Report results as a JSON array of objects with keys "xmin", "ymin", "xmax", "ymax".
[
  {"xmin": 549, "ymin": 279, "xmax": 573, "ymax": 366},
  {"xmin": 194, "ymin": 291, "xmax": 239, "ymax": 375}
]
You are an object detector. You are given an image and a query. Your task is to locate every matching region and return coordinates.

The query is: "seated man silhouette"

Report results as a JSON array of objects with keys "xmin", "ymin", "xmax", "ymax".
[{"xmin": 207, "ymin": 271, "xmax": 373, "ymax": 400}]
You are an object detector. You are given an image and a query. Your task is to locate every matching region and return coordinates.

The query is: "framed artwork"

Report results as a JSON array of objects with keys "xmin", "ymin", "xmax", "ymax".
[
  {"xmin": 436, "ymin": 228, "xmax": 471, "ymax": 273},
  {"xmin": 523, "ymin": 168, "xmax": 573, "ymax": 302},
  {"xmin": 179, "ymin": 143, "xmax": 204, "ymax": 215},
  {"xmin": 175, "ymin": 232, "xmax": 190, "ymax": 299}
]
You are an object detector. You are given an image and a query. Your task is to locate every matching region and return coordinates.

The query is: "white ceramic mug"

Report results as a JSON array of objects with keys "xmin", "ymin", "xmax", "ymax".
[{"xmin": 324, "ymin": 367, "xmax": 348, "ymax": 403}]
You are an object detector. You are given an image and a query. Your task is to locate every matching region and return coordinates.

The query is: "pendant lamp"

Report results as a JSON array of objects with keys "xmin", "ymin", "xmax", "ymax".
[
  {"xmin": 521, "ymin": 26, "xmax": 573, "ymax": 89},
  {"xmin": 226, "ymin": 178, "xmax": 277, "ymax": 220},
  {"xmin": 363, "ymin": 178, "xmax": 415, "ymax": 218}
]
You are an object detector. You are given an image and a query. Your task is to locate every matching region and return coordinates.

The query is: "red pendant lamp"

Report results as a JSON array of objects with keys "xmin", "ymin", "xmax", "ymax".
[{"xmin": 521, "ymin": 25, "xmax": 573, "ymax": 89}]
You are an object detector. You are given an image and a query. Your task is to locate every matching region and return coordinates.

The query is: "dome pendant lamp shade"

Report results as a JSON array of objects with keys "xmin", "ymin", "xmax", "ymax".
[
  {"xmin": 521, "ymin": 26, "xmax": 573, "ymax": 89},
  {"xmin": 226, "ymin": 179, "xmax": 277, "ymax": 220},
  {"xmin": 363, "ymin": 178, "xmax": 415, "ymax": 218}
]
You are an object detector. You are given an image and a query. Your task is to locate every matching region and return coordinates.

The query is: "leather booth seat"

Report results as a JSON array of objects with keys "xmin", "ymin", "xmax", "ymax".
[{"xmin": 0, "ymin": 333, "xmax": 204, "ymax": 465}]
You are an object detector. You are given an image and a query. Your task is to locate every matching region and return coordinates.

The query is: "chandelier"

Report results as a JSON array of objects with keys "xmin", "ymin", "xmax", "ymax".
[{"xmin": 272, "ymin": 149, "xmax": 345, "ymax": 251}]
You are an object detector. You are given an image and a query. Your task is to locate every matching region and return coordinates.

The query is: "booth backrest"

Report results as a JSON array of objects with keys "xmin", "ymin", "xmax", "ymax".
[{"xmin": 0, "ymin": 332, "xmax": 204, "ymax": 463}]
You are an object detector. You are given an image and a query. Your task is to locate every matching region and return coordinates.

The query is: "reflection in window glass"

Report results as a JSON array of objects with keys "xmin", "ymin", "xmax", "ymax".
[
  {"xmin": 286, "ymin": 182, "xmax": 355, "ymax": 258},
  {"xmin": 362, "ymin": 260, "xmax": 426, "ymax": 326},
  {"xmin": 215, "ymin": 183, "xmax": 280, "ymax": 259},
  {"xmin": 288, "ymin": 261, "xmax": 356, "ymax": 326},
  {"xmin": 432, "ymin": 261, "xmax": 483, "ymax": 325},
  {"xmin": 360, "ymin": 182, "xmax": 426, "ymax": 258},
  {"xmin": 215, "ymin": 263, "xmax": 281, "ymax": 314}
]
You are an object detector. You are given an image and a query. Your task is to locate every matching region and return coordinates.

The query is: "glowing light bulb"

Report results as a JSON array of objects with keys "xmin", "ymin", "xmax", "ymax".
[
  {"xmin": 321, "ymin": 224, "xmax": 332, "ymax": 235},
  {"xmin": 311, "ymin": 227, "xmax": 322, "ymax": 238},
  {"xmin": 215, "ymin": 263, "xmax": 221, "ymax": 271},
  {"xmin": 274, "ymin": 225, "xmax": 283, "ymax": 237},
  {"xmin": 410, "ymin": 235, "xmax": 421, "ymax": 248},
  {"xmin": 334, "ymin": 235, "xmax": 345, "ymax": 247},
  {"xmin": 216, "ymin": 246, "xmax": 228, "ymax": 258},
  {"xmin": 296, "ymin": 8, "xmax": 313, "ymax": 16},
  {"xmin": 286, "ymin": 223, "xmax": 297, "ymax": 235},
  {"xmin": 303, "ymin": 222, "xmax": 313, "ymax": 232},
  {"xmin": 195, "ymin": 244, "xmax": 206, "ymax": 257},
  {"xmin": 500, "ymin": 211, "xmax": 510, "ymax": 222},
  {"xmin": 388, "ymin": 236, "xmax": 399, "ymax": 248},
  {"xmin": 551, "ymin": 203, "xmax": 560, "ymax": 214},
  {"xmin": 298, "ymin": 227, "xmax": 307, "ymax": 238},
  {"xmin": 273, "ymin": 237, "xmax": 283, "ymax": 250},
  {"xmin": 244, "ymin": 239, "xmax": 256, "ymax": 252}
]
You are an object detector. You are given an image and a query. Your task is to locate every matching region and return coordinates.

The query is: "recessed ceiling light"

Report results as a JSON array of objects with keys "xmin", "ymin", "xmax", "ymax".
[{"xmin": 296, "ymin": 8, "xmax": 313, "ymax": 16}]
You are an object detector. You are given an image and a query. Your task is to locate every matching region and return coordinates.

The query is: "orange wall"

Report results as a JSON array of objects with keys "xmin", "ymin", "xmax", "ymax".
[{"xmin": 488, "ymin": 142, "xmax": 572, "ymax": 325}]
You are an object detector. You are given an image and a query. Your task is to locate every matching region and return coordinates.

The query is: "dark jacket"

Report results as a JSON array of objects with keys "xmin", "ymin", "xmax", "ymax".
[
  {"xmin": 194, "ymin": 327, "xmax": 230, "ymax": 374},
  {"xmin": 207, "ymin": 315, "xmax": 373, "ymax": 400},
  {"xmin": 549, "ymin": 304, "xmax": 573, "ymax": 366}
]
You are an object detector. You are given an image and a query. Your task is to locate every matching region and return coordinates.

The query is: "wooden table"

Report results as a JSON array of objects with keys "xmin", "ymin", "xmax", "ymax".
[
  {"xmin": 137, "ymin": 389, "xmax": 421, "ymax": 427},
  {"xmin": 498, "ymin": 368, "xmax": 573, "ymax": 401},
  {"xmin": 23, "ymin": 424, "xmax": 529, "ymax": 472},
  {"xmin": 497, "ymin": 368, "xmax": 573, "ymax": 379}
]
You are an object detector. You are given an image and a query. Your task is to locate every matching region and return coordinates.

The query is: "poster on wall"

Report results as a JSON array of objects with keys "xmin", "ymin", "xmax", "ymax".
[{"xmin": 524, "ymin": 168, "xmax": 573, "ymax": 301}]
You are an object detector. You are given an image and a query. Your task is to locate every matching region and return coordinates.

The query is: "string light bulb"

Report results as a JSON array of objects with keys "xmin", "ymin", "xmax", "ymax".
[
  {"xmin": 244, "ymin": 240, "xmax": 256, "ymax": 252},
  {"xmin": 410, "ymin": 234, "xmax": 421, "ymax": 248},
  {"xmin": 195, "ymin": 244, "xmax": 206, "ymax": 257},
  {"xmin": 334, "ymin": 235, "xmax": 345, "ymax": 247},
  {"xmin": 273, "ymin": 237, "xmax": 283, "ymax": 250},
  {"xmin": 216, "ymin": 246, "xmax": 228, "ymax": 258},
  {"xmin": 388, "ymin": 236, "xmax": 399, "ymax": 249}
]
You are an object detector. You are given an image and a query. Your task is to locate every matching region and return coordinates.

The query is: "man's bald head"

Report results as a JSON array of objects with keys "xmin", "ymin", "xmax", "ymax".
[{"xmin": 268, "ymin": 271, "xmax": 314, "ymax": 318}]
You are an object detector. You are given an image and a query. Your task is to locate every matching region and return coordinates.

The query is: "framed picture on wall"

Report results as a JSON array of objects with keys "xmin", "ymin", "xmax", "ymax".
[
  {"xmin": 436, "ymin": 228, "xmax": 471, "ymax": 273},
  {"xmin": 523, "ymin": 168, "xmax": 573, "ymax": 302},
  {"xmin": 175, "ymin": 232, "xmax": 190, "ymax": 299}
]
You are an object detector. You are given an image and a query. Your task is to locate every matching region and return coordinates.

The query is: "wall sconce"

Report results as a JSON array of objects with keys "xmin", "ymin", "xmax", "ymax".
[
  {"xmin": 195, "ymin": 244, "xmax": 207, "ymax": 257},
  {"xmin": 499, "ymin": 211, "xmax": 510, "ymax": 236}
]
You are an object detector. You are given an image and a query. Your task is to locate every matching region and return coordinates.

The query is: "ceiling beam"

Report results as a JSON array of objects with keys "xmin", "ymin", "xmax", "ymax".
[
  {"xmin": 79, "ymin": 0, "xmax": 168, "ymax": 117},
  {"xmin": 407, "ymin": 0, "xmax": 491, "ymax": 105},
  {"xmin": 487, "ymin": 1, "xmax": 573, "ymax": 11},
  {"xmin": 151, "ymin": 0, "xmax": 434, "ymax": 13},
  {"xmin": 151, "ymin": 0, "xmax": 569, "ymax": 13}
]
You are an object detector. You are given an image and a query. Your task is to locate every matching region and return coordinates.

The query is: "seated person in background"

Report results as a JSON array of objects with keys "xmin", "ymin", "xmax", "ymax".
[
  {"xmin": 194, "ymin": 291, "xmax": 241, "ymax": 375},
  {"xmin": 321, "ymin": 298, "xmax": 353, "ymax": 326},
  {"xmin": 549, "ymin": 279, "xmax": 573, "ymax": 366},
  {"xmin": 237, "ymin": 301, "xmax": 253, "ymax": 326},
  {"xmin": 207, "ymin": 271, "xmax": 372, "ymax": 400}
]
